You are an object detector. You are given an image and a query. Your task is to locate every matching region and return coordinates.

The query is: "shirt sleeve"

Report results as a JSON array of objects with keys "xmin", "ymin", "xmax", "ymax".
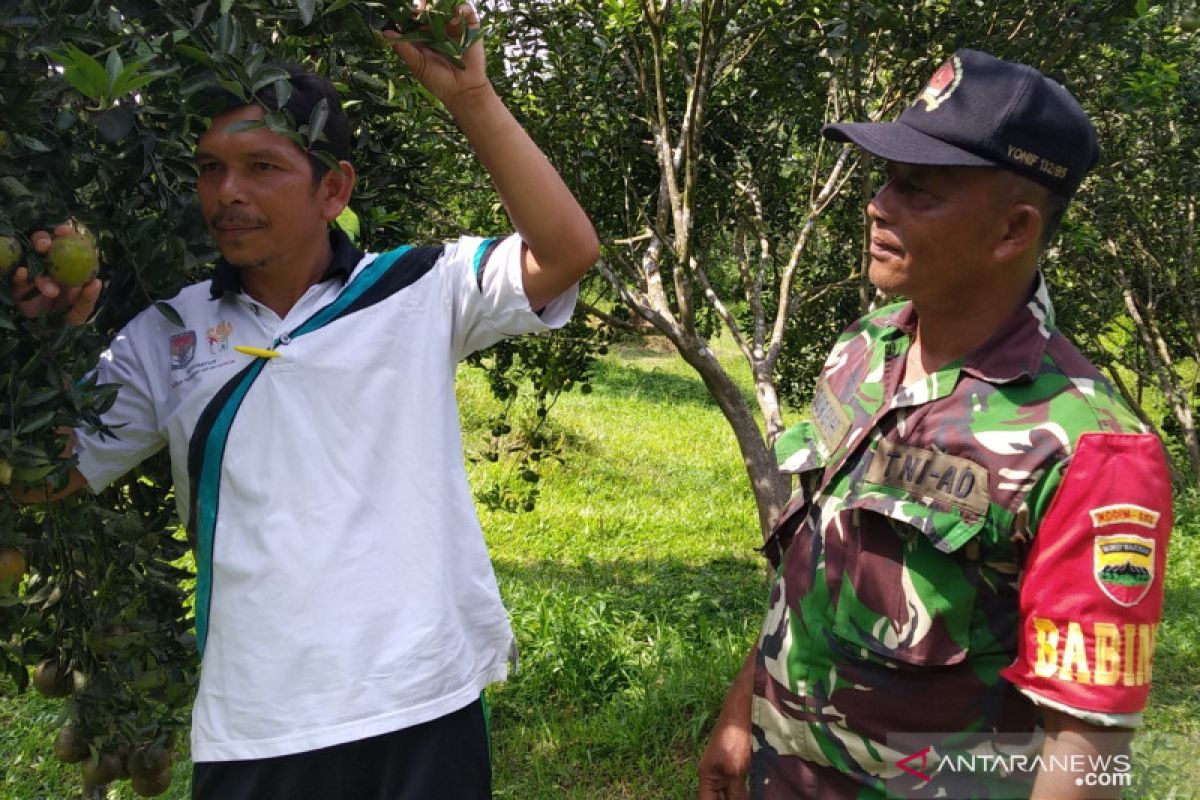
[
  {"xmin": 1000, "ymin": 432, "xmax": 1172, "ymax": 725},
  {"xmin": 73, "ymin": 318, "xmax": 166, "ymax": 493},
  {"xmin": 442, "ymin": 233, "xmax": 579, "ymax": 360}
]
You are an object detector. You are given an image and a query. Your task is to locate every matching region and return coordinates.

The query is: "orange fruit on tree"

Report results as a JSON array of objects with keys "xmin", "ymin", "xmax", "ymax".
[
  {"xmin": 31, "ymin": 658, "xmax": 73, "ymax": 698},
  {"xmin": 0, "ymin": 545, "xmax": 26, "ymax": 596},
  {"xmin": 46, "ymin": 232, "xmax": 99, "ymax": 287},
  {"xmin": 0, "ymin": 235, "xmax": 20, "ymax": 277}
]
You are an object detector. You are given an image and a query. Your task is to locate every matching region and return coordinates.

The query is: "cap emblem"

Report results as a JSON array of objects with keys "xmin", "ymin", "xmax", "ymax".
[{"xmin": 916, "ymin": 55, "xmax": 963, "ymax": 112}]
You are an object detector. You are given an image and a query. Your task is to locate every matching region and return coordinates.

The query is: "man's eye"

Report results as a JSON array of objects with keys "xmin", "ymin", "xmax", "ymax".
[
  {"xmin": 254, "ymin": 162, "xmax": 276, "ymax": 171},
  {"xmin": 197, "ymin": 162, "xmax": 220, "ymax": 174},
  {"xmin": 891, "ymin": 178, "xmax": 932, "ymax": 198}
]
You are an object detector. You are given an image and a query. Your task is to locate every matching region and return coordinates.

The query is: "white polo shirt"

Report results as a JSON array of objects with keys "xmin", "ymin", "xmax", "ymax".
[{"xmin": 73, "ymin": 232, "xmax": 576, "ymax": 761}]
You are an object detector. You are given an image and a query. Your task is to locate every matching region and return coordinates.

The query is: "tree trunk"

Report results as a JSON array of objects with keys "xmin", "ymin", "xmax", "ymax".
[
  {"xmin": 676, "ymin": 337, "xmax": 790, "ymax": 538},
  {"xmin": 751, "ymin": 361, "xmax": 785, "ymax": 445},
  {"xmin": 1122, "ymin": 287, "xmax": 1200, "ymax": 480}
]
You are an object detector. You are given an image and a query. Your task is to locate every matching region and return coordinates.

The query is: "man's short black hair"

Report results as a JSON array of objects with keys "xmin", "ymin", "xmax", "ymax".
[
  {"xmin": 202, "ymin": 63, "xmax": 352, "ymax": 182},
  {"xmin": 1039, "ymin": 192, "xmax": 1069, "ymax": 248}
]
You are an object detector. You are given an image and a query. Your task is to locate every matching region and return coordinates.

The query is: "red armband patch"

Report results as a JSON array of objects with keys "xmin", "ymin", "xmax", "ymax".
[{"xmin": 1000, "ymin": 433, "xmax": 1172, "ymax": 715}]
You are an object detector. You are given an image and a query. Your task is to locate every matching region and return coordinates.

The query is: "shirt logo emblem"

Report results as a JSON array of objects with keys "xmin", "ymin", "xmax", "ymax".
[
  {"xmin": 1093, "ymin": 534, "xmax": 1154, "ymax": 607},
  {"xmin": 170, "ymin": 331, "xmax": 197, "ymax": 370},
  {"xmin": 207, "ymin": 320, "xmax": 233, "ymax": 355},
  {"xmin": 916, "ymin": 55, "xmax": 963, "ymax": 112}
]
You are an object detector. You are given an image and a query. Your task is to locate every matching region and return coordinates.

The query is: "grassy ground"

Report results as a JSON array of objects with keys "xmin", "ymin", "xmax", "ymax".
[{"xmin": 1, "ymin": 338, "xmax": 1197, "ymax": 798}]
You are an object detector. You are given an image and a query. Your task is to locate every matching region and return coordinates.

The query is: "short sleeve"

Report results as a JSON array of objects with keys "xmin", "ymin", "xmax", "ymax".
[
  {"xmin": 1000, "ymin": 432, "xmax": 1172, "ymax": 724},
  {"xmin": 73, "ymin": 322, "xmax": 166, "ymax": 493},
  {"xmin": 443, "ymin": 233, "xmax": 579, "ymax": 359}
]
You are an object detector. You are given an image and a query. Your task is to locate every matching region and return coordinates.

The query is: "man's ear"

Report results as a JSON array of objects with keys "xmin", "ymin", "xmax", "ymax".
[
  {"xmin": 319, "ymin": 160, "xmax": 357, "ymax": 222},
  {"xmin": 993, "ymin": 202, "xmax": 1043, "ymax": 264}
]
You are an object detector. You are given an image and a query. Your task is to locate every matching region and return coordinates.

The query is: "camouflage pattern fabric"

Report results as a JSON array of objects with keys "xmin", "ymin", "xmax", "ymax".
[{"xmin": 750, "ymin": 273, "xmax": 1147, "ymax": 799}]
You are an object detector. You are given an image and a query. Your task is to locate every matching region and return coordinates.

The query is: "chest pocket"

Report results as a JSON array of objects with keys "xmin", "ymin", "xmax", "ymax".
[{"xmin": 825, "ymin": 486, "xmax": 987, "ymax": 669}]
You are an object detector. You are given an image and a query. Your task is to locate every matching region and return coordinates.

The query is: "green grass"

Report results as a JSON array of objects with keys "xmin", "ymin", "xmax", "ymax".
[
  {"xmin": 1, "ymin": 338, "xmax": 1197, "ymax": 798},
  {"xmin": 469, "ymin": 340, "xmax": 766, "ymax": 798}
]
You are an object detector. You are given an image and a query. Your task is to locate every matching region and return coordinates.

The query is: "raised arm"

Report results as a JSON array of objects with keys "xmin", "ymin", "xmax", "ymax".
[{"xmin": 383, "ymin": 2, "xmax": 600, "ymax": 311}]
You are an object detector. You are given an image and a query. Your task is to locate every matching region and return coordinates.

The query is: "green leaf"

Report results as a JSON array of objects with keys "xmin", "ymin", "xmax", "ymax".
[
  {"xmin": 216, "ymin": 79, "xmax": 248, "ymax": 99},
  {"xmin": 251, "ymin": 67, "xmax": 291, "ymax": 94},
  {"xmin": 307, "ymin": 97, "xmax": 330, "ymax": 147},
  {"xmin": 179, "ymin": 72, "xmax": 220, "ymax": 97},
  {"xmin": 222, "ymin": 119, "xmax": 268, "ymax": 135},
  {"xmin": 114, "ymin": 69, "xmax": 161, "ymax": 97},
  {"xmin": 2, "ymin": 653, "xmax": 28, "ymax": 693},
  {"xmin": 214, "ymin": 15, "xmax": 241, "ymax": 55},
  {"xmin": 12, "ymin": 133, "xmax": 52, "ymax": 153},
  {"xmin": 20, "ymin": 387, "xmax": 61, "ymax": 407},
  {"xmin": 270, "ymin": 76, "xmax": 292, "ymax": 110},
  {"xmin": 296, "ymin": 0, "xmax": 317, "ymax": 26},
  {"xmin": 428, "ymin": 10, "xmax": 448, "ymax": 40},
  {"xmin": 17, "ymin": 410, "xmax": 55, "ymax": 435},
  {"xmin": 463, "ymin": 27, "xmax": 484, "ymax": 51},
  {"xmin": 243, "ymin": 46, "xmax": 266, "ymax": 80},
  {"xmin": 312, "ymin": 150, "xmax": 340, "ymax": 174},
  {"xmin": 172, "ymin": 44, "xmax": 220, "ymax": 70},
  {"xmin": 334, "ymin": 207, "xmax": 360, "ymax": 243},
  {"xmin": 110, "ymin": 55, "xmax": 158, "ymax": 96},
  {"xmin": 105, "ymin": 50, "xmax": 124, "ymax": 96},
  {"xmin": 0, "ymin": 176, "xmax": 32, "ymax": 198},
  {"xmin": 153, "ymin": 302, "xmax": 185, "ymax": 328},
  {"xmin": 46, "ymin": 45, "xmax": 110, "ymax": 101}
]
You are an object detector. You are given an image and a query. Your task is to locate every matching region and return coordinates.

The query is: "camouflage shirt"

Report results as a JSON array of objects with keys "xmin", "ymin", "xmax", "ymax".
[{"xmin": 751, "ymin": 274, "xmax": 1172, "ymax": 798}]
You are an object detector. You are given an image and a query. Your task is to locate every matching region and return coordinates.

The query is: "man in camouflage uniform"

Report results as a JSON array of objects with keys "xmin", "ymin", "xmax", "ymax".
[{"xmin": 698, "ymin": 49, "xmax": 1173, "ymax": 799}]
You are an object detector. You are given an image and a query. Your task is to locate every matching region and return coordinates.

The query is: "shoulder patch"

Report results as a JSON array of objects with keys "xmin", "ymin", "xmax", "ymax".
[
  {"xmin": 1094, "ymin": 534, "xmax": 1155, "ymax": 607},
  {"xmin": 999, "ymin": 432, "xmax": 1172, "ymax": 715},
  {"xmin": 1089, "ymin": 504, "xmax": 1160, "ymax": 529}
]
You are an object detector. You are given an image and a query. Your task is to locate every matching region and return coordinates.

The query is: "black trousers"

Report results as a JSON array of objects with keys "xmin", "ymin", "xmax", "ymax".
[{"xmin": 191, "ymin": 698, "xmax": 491, "ymax": 800}]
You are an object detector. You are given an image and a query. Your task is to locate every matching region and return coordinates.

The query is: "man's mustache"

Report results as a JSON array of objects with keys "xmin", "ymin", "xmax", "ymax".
[{"xmin": 210, "ymin": 209, "xmax": 268, "ymax": 229}]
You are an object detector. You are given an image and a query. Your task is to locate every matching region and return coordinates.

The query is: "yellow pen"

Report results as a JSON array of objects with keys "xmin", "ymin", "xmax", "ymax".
[{"xmin": 234, "ymin": 345, "xmax": 282, "ymax": 359}]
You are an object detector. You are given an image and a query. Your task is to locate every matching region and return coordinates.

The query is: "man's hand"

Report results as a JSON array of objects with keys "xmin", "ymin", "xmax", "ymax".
[
  {"xmin": 698, "ymin": 717, "xmax": 752, "ymax": 800},
  {"xmin": 698, "ymin": 648, "xmax": 757, "ymax": 800},
  {"xmin": 383, "ymin": 2, "xmax": 490, "ymax": 111},
  {"xmin": 10, "ymin": 224, "xmax": 101, "ymax": 326}
]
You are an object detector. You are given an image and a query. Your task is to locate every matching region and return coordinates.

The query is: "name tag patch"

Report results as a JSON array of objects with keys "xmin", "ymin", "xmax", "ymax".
[
  {"xmin": 865, "ymin": 441, "xmax": 990, "ymax": 517},
  {"xmin": 812, "ymin": 378, "xmax": 852, "ymax": 455}
]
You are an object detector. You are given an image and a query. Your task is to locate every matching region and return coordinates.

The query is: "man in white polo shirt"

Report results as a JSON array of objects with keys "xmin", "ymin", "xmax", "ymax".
[{"xmin": 11, "ymin": 5, "xmax": 599, "ymax": 797}]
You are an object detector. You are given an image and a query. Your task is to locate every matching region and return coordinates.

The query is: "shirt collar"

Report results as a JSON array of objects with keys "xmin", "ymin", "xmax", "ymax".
[
  {"xmin": 208, "ymin": 228, "xmax": 363, "ymax": 300},
  {"xmin": 881, "ymin": 271, "xmax": 1056, "ymax": 385}
]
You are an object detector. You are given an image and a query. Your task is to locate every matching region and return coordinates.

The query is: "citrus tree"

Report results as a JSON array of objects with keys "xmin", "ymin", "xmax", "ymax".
[
  {"xmin": 488, "ymin": 0, "xmax": 1158, "ymax": 538},
  {"xmin": 1053, "ymin": 2, "xmax": 1200, "ymax": 480},
  {"xmin": 1, "ymin": 1, "xmax": 602, "ymax": 795}
]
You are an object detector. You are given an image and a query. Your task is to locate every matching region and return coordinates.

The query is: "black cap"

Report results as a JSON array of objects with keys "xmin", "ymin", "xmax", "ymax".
[{"xmin": 822, "ymin": 49, "xmax": 1099, "ymax": 197}]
